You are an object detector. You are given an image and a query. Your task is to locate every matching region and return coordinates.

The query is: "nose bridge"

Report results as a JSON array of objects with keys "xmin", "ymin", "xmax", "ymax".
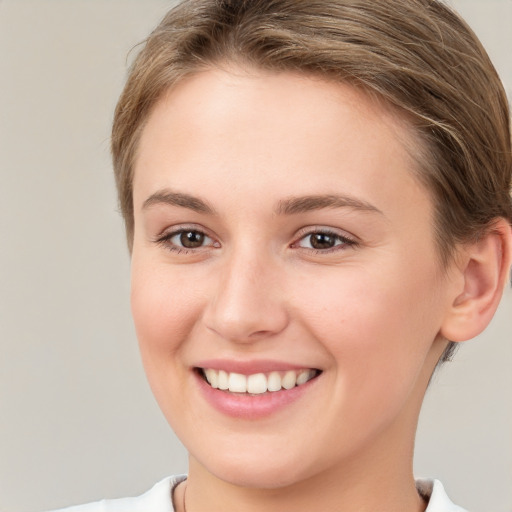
[{"xmin": 204, "ymin": 242, "xmax": 288, "ymax": 342}]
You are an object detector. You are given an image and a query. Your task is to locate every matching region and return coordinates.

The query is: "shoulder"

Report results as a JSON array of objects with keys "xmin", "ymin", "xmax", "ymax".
[
  {"xmin": 416, "ymin": 479, "xmax": 469, "ymax": 512},
  {"xmin": 46, "ymin": 475, "xmax": 186, "ymax": 512}
]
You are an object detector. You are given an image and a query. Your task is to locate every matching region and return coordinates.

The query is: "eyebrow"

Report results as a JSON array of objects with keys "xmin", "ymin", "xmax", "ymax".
[
  {"xmin": 142, "ymin": 189, "xmax": 383, "ymax": 217},
  {"xmin": 276, "ymin": 194, "xmax": 383, "ymax": 216},
  {"xmin": 142, "ymin": 190, "xmax": 216, "ymax": 215}
]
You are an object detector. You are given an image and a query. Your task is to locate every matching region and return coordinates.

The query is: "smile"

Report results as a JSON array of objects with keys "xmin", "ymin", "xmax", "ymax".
[{"xmin": 200, "ymin": 368, "xmax": 320, "ymax": 395}]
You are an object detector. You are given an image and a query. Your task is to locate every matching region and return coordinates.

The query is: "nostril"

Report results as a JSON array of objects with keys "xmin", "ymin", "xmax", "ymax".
[
  {"xmin": 204, "ymin": 313, "xmax": 289, "ymax": 344},
  {"xmin": 248, "ymin": 330, "xmax": 276, "ymax": 339}
]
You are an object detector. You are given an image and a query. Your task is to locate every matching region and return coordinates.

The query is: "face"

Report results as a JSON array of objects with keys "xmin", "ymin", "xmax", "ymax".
[{"xmin": 131, "ymin": 67, "xmax": 455, "ymax": 489}]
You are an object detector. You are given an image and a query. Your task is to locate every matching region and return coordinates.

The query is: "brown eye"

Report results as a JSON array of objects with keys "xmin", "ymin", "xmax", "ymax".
[
  {"xmin": 155, "ymin": 227, "xmax": 218, "ymax": 253},
  {"xmin": 295, "ymin": 230, "xmax": 356, "ymax": 252},
  {"xmin": 309, "ymin": 233, "xmax": 336, "ymax": 249},
  {"xmin": 179, "ymin": 230, "xmax": 205, "ymax": 248}
]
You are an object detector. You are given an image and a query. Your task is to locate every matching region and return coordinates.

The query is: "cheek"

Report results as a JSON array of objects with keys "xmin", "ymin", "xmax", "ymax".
[
  {"xmin": 330, "ymin": 256, "xmax": 439, "ymax": 333},
  {"xmin": 295, "ymin": 261, "xmax": 444, "ymax": 390},
  {"xmin": 130, "ymin": 258, "xmax": 202, "ymax": 363},
  {"xmin": 130, "ymin": 260, "xmax": 207, "ymax": 432}
]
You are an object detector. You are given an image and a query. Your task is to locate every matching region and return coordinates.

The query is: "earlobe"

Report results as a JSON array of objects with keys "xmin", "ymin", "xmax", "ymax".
[{"xmin": 440, "ymin": 218, "xmax": 512, "ymax": 342}]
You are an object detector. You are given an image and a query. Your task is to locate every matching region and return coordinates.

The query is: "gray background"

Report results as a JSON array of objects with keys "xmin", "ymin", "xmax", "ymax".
[{"xmin": 0, "ymin": 1, "xmax": 510, "ymax": 511}]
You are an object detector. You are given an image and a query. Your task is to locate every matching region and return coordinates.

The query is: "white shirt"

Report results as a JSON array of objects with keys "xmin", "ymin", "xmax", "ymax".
[{"xmin": 49, "ymin": 475, "xmax": 468, "ymax": 511}]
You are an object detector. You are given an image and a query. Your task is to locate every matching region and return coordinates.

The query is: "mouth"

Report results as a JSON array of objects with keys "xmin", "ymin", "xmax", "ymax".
[{"xmin": 197, "ymin": 368, "xmax": 321, "ymax": 395}]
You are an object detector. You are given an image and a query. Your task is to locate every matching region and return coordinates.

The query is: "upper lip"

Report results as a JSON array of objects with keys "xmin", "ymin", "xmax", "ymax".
[{"xmin": 194, "ymin": 359, "xmax": 320, "ymax": 375}]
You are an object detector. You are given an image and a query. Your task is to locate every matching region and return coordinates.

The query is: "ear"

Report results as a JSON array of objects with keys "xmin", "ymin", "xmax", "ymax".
[{"xmin": 440, "ymin": 218, "xmax": 512, "ymax": 342}]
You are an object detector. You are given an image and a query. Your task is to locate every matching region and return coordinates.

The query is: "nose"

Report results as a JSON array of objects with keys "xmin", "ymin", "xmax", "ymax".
[{"xmin": 202, "ymin": 247, "xmax": 289, "ymax": 343}]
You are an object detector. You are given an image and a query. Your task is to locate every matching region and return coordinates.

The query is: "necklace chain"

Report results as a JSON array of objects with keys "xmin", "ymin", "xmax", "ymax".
[{"xmin": 182, "ymin": 482, "xmax": 187, "ymax": 512}]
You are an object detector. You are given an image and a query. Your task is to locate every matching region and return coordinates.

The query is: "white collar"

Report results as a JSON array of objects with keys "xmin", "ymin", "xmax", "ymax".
[{"xmin": 416, "ymin": 479, "xmax": 468, "ymax": 512}]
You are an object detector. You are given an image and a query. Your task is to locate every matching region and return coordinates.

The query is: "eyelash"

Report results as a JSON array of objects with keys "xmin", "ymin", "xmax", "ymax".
[
  {"xmin": 292, "ymin": 228, "xmax": 358, "ymax": 253},
  {"xmin": 154, "ymin": 226, "xmax": 218, "ymax": 254},
  {"xmin": 154, "ymin": 227, "xmax": 358, "ymax": 254}
]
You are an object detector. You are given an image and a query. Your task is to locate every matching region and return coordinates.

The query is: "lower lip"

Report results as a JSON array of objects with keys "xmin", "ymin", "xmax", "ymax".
[{"xmin": 194, "ymin": 370, "xmax": 320, "ymax": 420}]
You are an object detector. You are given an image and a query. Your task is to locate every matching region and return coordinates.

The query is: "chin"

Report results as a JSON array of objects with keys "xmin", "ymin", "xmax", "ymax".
[
  {"xmin": 191, "ymin": 444, "xmax": 319, "ymax": 490},
  {"xmin": 216, "ymin": 465, "xmax": 309, "ymax": 490}
]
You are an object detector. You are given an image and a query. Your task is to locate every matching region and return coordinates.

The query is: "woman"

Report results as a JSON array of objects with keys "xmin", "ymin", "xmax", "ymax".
[{"xmin": 54, "ymin": 0, "xmax": 512, "ymax": 510}]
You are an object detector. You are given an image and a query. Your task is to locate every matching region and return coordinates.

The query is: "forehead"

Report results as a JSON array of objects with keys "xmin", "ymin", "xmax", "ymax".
[
  {"xmin": 139, "ymin": 67, "xmax": 416, "ymax": 154},
  {"xmin": 133, "ymin": 66, "xmax": 431, "ymax": 228}
]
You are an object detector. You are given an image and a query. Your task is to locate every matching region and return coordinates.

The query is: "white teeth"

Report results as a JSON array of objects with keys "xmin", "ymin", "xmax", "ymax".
[
  {"xmin": 267, "ymin": 371, "xmax": 282, "ymax": 392},
  {"xmin": 228, "ymin": 372, "xmax": 247, "ymax": 393},
  {"xmin": 281, "ymin": 370, "xmax": 297, "ymax": 390},
  {"xmin": 247, "ymin": 373, "xmax": 267, "ymax": 394},
  {"xmin": 218, "ymin": 370, "xmax": 229, "ymax": 390},
  {"xmin": 204, "ymin": 368, "xmax": 218, "ymax": 389},
  {"xmin": 202, "ymin": 368, "xmax": 318, "ymax": 394},
  {"xmin": 296, "ymin": 369, "xmax": 313, "ymax": 386}
]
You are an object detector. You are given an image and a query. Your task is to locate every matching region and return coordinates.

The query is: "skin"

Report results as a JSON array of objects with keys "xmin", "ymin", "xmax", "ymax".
[{"xmin": 130, "ymin": 67, "xmax": 473, "ymax": 512}]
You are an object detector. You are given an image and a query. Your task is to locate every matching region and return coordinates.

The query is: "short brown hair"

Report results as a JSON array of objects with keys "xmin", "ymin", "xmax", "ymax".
[{"xmin": 112, "ymin": 0, "xmax": 512, "ymax": 362}]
